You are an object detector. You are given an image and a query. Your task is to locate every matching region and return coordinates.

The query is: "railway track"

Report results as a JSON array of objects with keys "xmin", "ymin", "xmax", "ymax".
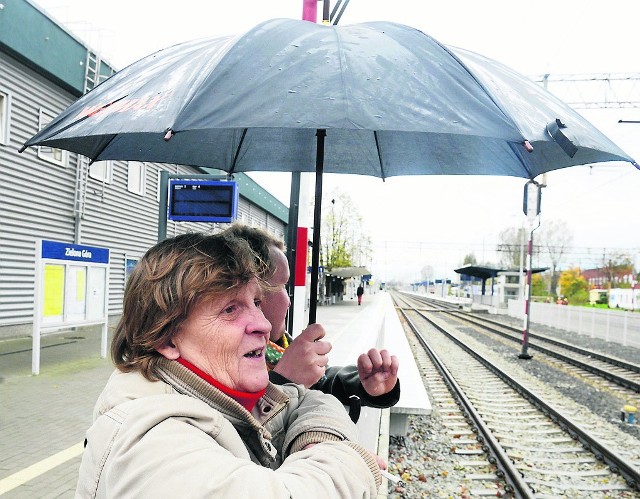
[
  {"xmin": 389, "ymin": 291, "xmax": 640, "ymax": 498},
  {"xmin": 406, "ymin": 292, "xmax": 640, "ymax": 399}
]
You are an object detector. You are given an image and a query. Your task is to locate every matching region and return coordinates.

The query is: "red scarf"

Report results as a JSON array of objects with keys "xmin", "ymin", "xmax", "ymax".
[{"xmin": 177, "ymin": 358, "xmax": 266, "ymax": 412}]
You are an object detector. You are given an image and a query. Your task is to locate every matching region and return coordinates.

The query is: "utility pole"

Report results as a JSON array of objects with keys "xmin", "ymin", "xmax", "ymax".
[
  {"xmin": 519, "ymin": 180, "xmax": 542, "ymax": 360},
  {"xmin": 290, "ymin": 0, "xmax": 351, "ymax": 331},
  {"xmin": 288, "ymin": 0, "xmax": 322, "ymax": 335}
]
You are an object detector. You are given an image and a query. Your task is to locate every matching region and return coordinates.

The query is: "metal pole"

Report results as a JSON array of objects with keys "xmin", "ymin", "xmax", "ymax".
[
  {"xmin": 308, "ymin": 129, "xmax": 326, "ymax": 324},
  {"xmin": 519, "ymin": 179, "xmax": 542, "ymax": 360},
  {"xmin": 287, "ymin": 172, "xmax": 301, "ymax": 335},
  {"xmin": 292, "ymin": 0, "xmax": 321, "ymax": 332},
  {"xmin": 518, "ymin": 227, "xmax": 525, "ymax": 301},
  {"xmin": 519, "ymin": 227, "xmax": 534, "ymax": 359},
  {"xmin": 332, "ymin": 0, "xmax": 350, "ymax": 25},
  {"xmin": 158, "ymin": 170, "xmax": 169, "ymax": 242},
  {"xmin": 322, "ymin": 0, "xmax": 330, "ymax": 23}
]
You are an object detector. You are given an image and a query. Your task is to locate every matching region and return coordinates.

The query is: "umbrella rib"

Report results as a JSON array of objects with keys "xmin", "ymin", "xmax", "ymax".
[
  {"xmin": 85, "ymin": 134, "xmax": 119, "ymax": 164},
  {"xmin": 373, "ymin": 131, "xmax": 386, "ymax": 180},
  {"xmin": 228, "ymin": 128, "xmax": 248, "ymax": 174},
  {"xmin": 20, "ymin": 97, "xmax": 129, "ymax": 152},
  {"xmin": 436, "ymin": 43, "xmax": 528, "ymax": 142}
]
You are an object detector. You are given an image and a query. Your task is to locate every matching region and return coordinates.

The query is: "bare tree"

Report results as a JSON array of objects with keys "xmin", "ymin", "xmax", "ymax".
[
  {"xmin": 496, "ymin": 227, "xmax": 527, "ymax": 269},
  {"xmin": 463, "ymin": 253, "xmax": 477, "ymax": 265},
  {"xmin": 421, "ymin": 265, "xmax": 434, "ymax": 282},
  {"xmin": 601, "ymin": 252, "xmax": 635, "ymax": 288},
  {"xmin": 537, "ymin": 219, "xmax": 573, "ymax": 295},
  {"xmin": 320, "ymin": 189, "xmax": 371, "ymax": 269}
]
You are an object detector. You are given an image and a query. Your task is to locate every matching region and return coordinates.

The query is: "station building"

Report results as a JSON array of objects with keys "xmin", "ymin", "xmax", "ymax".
[
  {"xmin": 454, "ymin": 264, "xmax": 548, "ymax": 311},
  {"xmin": 0, "ymin": 0, "xmax": 288, "ymax": 339}
]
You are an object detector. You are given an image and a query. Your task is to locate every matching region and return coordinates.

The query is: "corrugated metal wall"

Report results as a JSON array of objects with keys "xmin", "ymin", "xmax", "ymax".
[
  {"xmin": 0, "ymin": 51, "xmax": 78, "ymax": 330},
  {"xmin": 0, "ymin": 50, "xmax": 286, "ymax": 338},
  {"xmin": 78, "ymin": 162, "xmax": 207, "ymax": 316}
]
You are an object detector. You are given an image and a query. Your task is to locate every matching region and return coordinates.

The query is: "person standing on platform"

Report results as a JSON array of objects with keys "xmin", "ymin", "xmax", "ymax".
[
  {"xmin": 222, "ymin": 224, "xmax": 400, "ymax": 423},
  {"xmin": 357, "ymin": 284, "xmax": 365, "ymax": 306},
  {"xmin": 77, "ymin": 232, "xmax": 381, "ymax": 497}
]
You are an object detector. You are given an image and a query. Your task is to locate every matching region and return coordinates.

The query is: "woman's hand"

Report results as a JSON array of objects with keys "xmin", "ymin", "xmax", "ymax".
[{"xmin": 302, "ymin": 444, "xmax": 387, "ymax": 470}]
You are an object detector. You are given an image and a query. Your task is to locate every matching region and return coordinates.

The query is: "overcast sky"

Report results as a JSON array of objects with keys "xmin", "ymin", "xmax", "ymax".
[{"xmin": 32, "ymin": 0, "xmax": 640, "ymax": 282}]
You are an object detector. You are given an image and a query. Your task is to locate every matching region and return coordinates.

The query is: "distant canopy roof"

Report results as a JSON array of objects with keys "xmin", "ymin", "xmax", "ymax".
[
  {"xmin": 325, "ymin": 266, "xmax": 371, "ymax": 279},
  {"xmin": 455, "ymin": 264, "xmax": 548, "ymax": 280}
]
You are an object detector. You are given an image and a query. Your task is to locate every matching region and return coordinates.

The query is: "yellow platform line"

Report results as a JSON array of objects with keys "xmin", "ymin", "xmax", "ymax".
[{"xmin": 0, "ymin": 442, "xmax": 83, "ymax": 495}]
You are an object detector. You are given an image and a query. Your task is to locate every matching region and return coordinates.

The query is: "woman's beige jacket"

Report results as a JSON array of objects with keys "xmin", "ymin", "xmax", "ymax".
[{"xmin": 75, "ymin": 358, "xmax": 380, "ymax": 498}]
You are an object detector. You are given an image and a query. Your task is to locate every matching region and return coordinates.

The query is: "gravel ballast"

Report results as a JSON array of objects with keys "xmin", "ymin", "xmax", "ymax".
[{"xmin": 386, "ymin": 311, "xmax": 640, "ymax": 498}]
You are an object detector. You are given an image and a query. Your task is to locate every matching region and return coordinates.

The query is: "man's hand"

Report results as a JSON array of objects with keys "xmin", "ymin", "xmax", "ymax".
[
  {"xmin": 357, "ymin": 348, "xmax": 399, "ymax": 397},
  {"xmin": 272, "ymin": 324, "xmax": 332, "ymax": 388}
]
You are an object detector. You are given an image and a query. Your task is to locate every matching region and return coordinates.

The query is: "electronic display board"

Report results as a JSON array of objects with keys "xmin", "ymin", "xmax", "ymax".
[{"xmin": 168, "ymin": 180, "xmax": 238, "ymax": 223}]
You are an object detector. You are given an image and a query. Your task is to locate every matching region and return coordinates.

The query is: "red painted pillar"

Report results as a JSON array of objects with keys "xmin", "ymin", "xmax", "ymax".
[
  {"xmin": 295, "ymin": 227, "xmax": 308, "ymax": 287},
  {"xmin": 302, "ymin": 0, "xmax": 317, "ymax": 22}
]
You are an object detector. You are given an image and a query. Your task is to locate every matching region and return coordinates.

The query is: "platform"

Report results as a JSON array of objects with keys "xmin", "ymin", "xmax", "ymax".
[{"xmin": 318, "ymin": 291, "xmax": 432, "ymax": 445}]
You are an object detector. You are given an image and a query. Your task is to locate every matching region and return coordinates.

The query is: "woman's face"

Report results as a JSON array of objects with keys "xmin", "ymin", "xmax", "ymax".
[{"xmin": 169, "ymin": 279, "xmax": 272, "ymax": 393}]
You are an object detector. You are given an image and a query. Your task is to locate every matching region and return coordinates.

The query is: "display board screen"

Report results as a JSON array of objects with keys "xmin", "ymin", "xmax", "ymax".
[{"xmin": 168, "ymin": 180, "xmax": 238, "ymax": 223}]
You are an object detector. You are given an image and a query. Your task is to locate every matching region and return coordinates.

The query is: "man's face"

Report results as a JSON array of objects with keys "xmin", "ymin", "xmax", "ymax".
[{"xmin": 261, "ymin": 247, "xmax": 290, "ymax": 342}]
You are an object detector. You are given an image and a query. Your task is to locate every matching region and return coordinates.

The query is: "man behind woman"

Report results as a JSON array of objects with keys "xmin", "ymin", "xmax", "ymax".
[{"xmin": 221, "ymin": 223, "xmax": 400, "ymax": 419}]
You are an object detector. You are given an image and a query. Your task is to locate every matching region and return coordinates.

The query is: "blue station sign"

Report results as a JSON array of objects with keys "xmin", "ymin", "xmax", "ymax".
[{"xmin": 41, "ymin": 240, "xmax": 110, "ymax": 264}]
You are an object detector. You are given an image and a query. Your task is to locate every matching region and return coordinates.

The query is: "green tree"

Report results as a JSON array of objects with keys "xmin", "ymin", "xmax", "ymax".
[
  {"xmin": 559, "ymin": 268, "xmax": 589, "ymax": 304},
  {"xmin": 531, "ymin": 273, "xmax": 547, "ymax": 296},
  {"xmin": 601, "ymin": 253, "xmax": 634, "ymax": 289},
  {"xmin": 538, "ymin": 219, "xmax": 573, "ymax": 295}
]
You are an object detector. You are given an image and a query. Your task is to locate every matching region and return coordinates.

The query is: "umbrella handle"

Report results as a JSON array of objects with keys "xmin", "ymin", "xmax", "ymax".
[{"xmin": 546, "ymin": 119, "xmax": 577, "ymax": 158}]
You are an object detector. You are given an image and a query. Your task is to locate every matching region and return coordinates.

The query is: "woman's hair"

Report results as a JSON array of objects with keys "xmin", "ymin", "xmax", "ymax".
[
  {"xmin": 221, "ymin": 223, "xmax": 286, "ymax": 281},
  {"xmin": 111, "ymin": 232, "xmax": 267, "ymax": 380}
]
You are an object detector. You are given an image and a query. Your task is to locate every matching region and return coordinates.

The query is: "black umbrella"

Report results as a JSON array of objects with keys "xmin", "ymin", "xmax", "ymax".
[{"xmin": 20, "ymin": 18, "xmax": 637, "ymax": 321}]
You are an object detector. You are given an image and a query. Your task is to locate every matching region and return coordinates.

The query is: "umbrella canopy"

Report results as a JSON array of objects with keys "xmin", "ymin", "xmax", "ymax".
[
  {"xmin": 21, "ymin": 18, "xmax": 635, "ymax": 177},
  {"xmin": 326, "ymin": 267, "xmax": 371, "ymax": 279},
  {"xmin": 21, "ymin": 18, "xmax": 637, "ymax": 321}
]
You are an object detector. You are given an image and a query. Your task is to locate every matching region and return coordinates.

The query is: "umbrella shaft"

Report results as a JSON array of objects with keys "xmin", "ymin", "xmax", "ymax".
[{"xmin": 308, "ymin": 129, "xmax": 326, "ymax": 324}]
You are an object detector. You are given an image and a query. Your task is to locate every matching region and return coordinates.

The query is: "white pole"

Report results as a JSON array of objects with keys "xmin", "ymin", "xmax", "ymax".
[
  {"xmin": 292, "ymin": 172, "xmax": 313, "ymax": 335},
  {"xmin": 519, "ymin": 180, "xmax": 541, "ymax": 360},
  {"xmin": 519, "ymin": 227, "xmax": 525, "ymax": 301},
  {"xmin": 519, "ymin": 226, "xmax": 534, "ymax": 359},
  {"xmin": 32, "ymin": 240, "xmax": 43, "ymax": 375}
]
